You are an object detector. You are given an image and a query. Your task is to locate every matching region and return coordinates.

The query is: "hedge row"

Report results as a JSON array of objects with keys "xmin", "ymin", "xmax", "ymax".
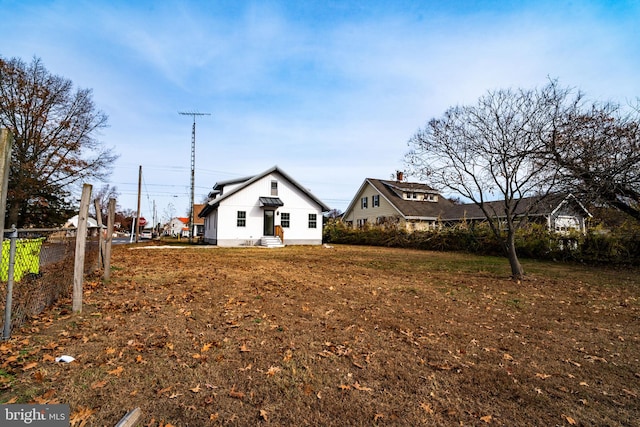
[{"xmin": 323, "ymin": 220, "xmax": 640, "ymax": 265}]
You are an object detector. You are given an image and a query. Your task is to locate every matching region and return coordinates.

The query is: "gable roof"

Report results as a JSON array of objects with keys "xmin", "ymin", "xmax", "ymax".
[
  {"xmin": 345, "ymin": 178, "xmax": 591, "ymax": 222},
  {"xmin": 199, "ymin": 165, "xmax": 330, "ymax": 217},
  {"xmin": 344, "ymin": 178, "xmax": 454, "ymax": 220}
]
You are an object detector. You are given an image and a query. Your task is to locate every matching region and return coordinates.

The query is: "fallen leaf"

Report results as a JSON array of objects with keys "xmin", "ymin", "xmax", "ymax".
[
  {"xmin": 563, "ymin": 414, "xmax": 577, "ymax": 425},
  {"xmin": 201, "ymin": 343, "xmax": 212, "ymax": 353},
  {"xmin": 209, "ymin": 413, "xmax": 219, "ymax": 421},
  {"xmin": 374, "ymin": 413, "xmax": 384, "ymax": 422},
  {"xmin": 480, "ymin": 414, "xmax": 492, "ymax": 423},
  {"xmin": 135, "ymin": 355, "xmax": 144, "ymax": 363},
  {"xmin": 239, "ymin": 344, "xmax": 250, "ymax": 352},
  {"xmin": 157, "ymin": 386, "xmax": 172, "ymax": 395},
  {"xmin": 105, "ymin": 347, "xmax": 116, "ymax": 355},
  {"xmin": 535, "ymin": 373, "xmax": 551, "ymax": 379},
  {"xmin": 166, "ymin": 343, "xmax": 174, "ymax": 351},
  {"xmin": 260, "ymin": 409, "xmax": 268, "ymax": 421},
  {"xmin": 168, "ymin": 392, "xmax": 183, "ymax": 399},
  {"xmin": 22, "ymin": 362, "xmax": 38, "ymax": 371},
  {"xmin": 192, "ymin": 353, "xmax": 202, "ymax": 359},
  {"xmin": 338, "ymin": 384, "xmax": 351, "ymax": 390},
  {"xmin": 353, "ymin": 382, "xmax": 372, "ymax": 392},
  {"xmin": 420, "ymin": 402, "xmax": 434, "ymax": 414},
  {"xmin": 91, "ymin": 380, "xmax": 107, "ymax": 389},
  {"xmin": 503, "ymin": 353, "xmax": 514, "ymax": 361},
  {"xmin": 266, "ymin": 366, "xmax": 281, "ymax": 376},
  {"xmin": 42, "ymin": 354, "xmax": 55, "ymax": 362},
  {"xmin": 70, "ymin": 406, "xmax": 95, "ymax": 426},
  {"xmin": 283, "ymin": 349, "xmax": 293, "ymax": 362},
  {"xmin": 107, "ymin": 366, "xmax": 124, "ymax": 376},
  {"xmin": 229, "ymin": 385, "xmax": 245, "ymax": 399},
  {"xmin": 190, "ymin": 384, "xmax": 202, "ymax": 393},
  {"xmin": 33, "ymin": 371, "xmax": 46, "ymax": 383}
]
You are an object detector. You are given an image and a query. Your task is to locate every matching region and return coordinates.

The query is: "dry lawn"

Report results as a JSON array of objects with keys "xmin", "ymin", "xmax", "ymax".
[{"xmin": 1, "ymin": 243, "xmax": 639, "ymax": 426}]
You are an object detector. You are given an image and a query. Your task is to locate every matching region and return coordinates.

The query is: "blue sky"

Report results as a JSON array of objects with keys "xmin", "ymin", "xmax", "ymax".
[{"xmin": 2, "ymin": 0, "xmax": 639, "ymax": 221}]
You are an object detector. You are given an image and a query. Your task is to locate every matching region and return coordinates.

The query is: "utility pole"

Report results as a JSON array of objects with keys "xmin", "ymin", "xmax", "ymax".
[{"xmin": 179, "ymin": 111, "xmax": 210, "ymax": 243}]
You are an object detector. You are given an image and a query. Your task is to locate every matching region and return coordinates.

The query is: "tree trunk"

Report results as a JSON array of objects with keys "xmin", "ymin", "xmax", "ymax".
[{"xmin": 506, "ymin": 230, "xmax": 524, "ymax": 280}]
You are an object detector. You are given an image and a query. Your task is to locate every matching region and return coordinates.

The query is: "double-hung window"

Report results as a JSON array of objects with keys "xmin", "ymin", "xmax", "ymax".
[
  {"xmin": 372, "ymin": 195, "xmax": 380, "ymax": 207},
  {"xmin": 237, "ymin": 211, "xmax": 246, "ymax": 227},
  {"xmin": 308, "ymin": 213, "xmax": 317, "ymax": 228},
  {"xmin": 281, "ymin": 212, "xmax": 290, "ymax": 228},
  {"xmin": 361, "ymin": 196, "xmax": 368, "ymax": 209}
]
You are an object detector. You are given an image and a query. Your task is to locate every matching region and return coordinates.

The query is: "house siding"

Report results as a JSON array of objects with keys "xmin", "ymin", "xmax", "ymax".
[
  {"xmin": 202, "ymin": 169, "xmax": 326, "ymax": 246},
  {"xmin": 343, "ymin": 182, "xmax": 402, "ymax": 226}
]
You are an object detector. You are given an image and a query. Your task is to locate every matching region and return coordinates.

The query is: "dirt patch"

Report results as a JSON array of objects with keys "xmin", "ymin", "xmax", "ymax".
[{"xmin": 1, "ymin": 244, "xmax": 639, "ymax": 426}]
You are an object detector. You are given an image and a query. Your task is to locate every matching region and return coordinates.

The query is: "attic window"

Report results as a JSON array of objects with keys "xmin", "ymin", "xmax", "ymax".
[
  {"xmin": 271, "ymin": 180, "xmax": 278, "ymax": 196},
  {"xmin": 426, "ymin": 194, "xmax": 438, "ymax": 202}
]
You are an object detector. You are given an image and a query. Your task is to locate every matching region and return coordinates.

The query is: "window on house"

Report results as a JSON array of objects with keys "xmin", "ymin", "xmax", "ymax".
[
  {"xmin": 372, "ymin": 194, "xmax": 380, "ymax": 207},
  {"xmin": 361, "ymin": 196, "xmax": 368, "ymax": 209},
  {"xmin": 281, "ymin": 212, "xmax": 290, "ymax": 228},
  {"xmin": 308, "ymin": 213, "xmax": 317, "ymax": 228},
  {"xmin": 237, "ymin": 211, "xmax": 246, "ymax": 227},
  {"xmin": 357, "ymin": 218, "xmax": 368, "ymax": 228},
  {"xmin": 271, "ymin": 180, "xmax": 278, "ymax": 196}
]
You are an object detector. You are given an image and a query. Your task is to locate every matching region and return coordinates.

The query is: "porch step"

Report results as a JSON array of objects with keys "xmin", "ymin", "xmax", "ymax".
[{"xmin": 260, "ymin": 236, "xmax": 285, "ymax": 248}]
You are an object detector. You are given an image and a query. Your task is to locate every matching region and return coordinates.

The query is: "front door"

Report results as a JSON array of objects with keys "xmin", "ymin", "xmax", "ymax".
[{"xmin": 263, "ymin": 210, "xmax": 275, "ymax": 236}]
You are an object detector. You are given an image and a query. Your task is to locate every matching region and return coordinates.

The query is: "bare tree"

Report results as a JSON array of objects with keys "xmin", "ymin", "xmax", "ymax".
[
  {"xmin": 406, "ymin": 80, "xmax": 579, "ymax": 279},
  {"xmin": 0, "ymin": 56, "xmax": 118, "ymax": 227},
  {"xmin": 548, "ymin": 102, "xmax": 640, "ymax": 221},
  {"xmin": 90, "ymin": 184, "xmax": 120, "ymax": 220}
]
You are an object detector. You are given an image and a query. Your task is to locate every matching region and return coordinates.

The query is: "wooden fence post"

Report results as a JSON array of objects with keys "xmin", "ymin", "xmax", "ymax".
[
  {"xmin": 73, "ymin": 183, "xmax": 92, "ymax": 313},
  {"xmin": 0, "ymin": 129, "xmax": 13, "ymax": 248},
  {"xmin": 104, "ymin": 198, "xmax": 115, "ymax": 281},
  {"xmin": 94, "ymin": 199, "xmax": 104, "ymax": 271}
]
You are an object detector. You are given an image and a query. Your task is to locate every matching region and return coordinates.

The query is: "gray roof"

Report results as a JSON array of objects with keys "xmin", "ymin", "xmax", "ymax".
[
  {"xmin": 346, "ymin": 178, "xmax": 590, "ymax": 221},
  {"xmin": 199, "ymin": 165, "xmax": 330, "ymax": 217}
]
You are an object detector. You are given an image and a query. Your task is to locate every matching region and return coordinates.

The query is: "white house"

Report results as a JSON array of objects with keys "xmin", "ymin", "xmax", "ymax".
[
  {"xmin": 199, "ymin": 166, "xmax": 330, "ymax": 247},
  {"xmin": 167, "ymin": 217, "xmax": 189, "ymax": 237}
]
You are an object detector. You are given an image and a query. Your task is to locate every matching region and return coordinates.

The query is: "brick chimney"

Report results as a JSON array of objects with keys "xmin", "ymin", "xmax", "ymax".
[{"xmin": 396, "ymin": 171, "xmax": 404, "ymax": 182}]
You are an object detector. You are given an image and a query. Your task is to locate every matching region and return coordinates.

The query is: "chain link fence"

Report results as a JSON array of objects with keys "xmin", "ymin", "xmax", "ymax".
[{"xmin": 1, "ymin": 228, "xmax": 100, "ymax": 336}]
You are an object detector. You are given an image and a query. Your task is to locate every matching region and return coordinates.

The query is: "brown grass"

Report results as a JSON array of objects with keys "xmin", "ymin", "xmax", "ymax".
[{"xmin": 1, "ymin": 244, "xmax": 639, "ymax": 426}]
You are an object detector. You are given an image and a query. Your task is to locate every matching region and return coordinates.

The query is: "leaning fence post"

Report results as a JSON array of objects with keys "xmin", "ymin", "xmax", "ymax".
[
  {"xmin": 0, "ymin": 129, "xmax": 13, "ymax": 252},
  {"xmin": 94, "ymin": 198, "xmax": 104, "ymax": 271},
  {"xmin": 2, "ymin": 226, "xmax": 18, "ymax": 340},
  {"xmin": 104, "ymin": 198, "xmax": 115, "ymax": 281},
  {"xmin": 73, "ymin": 184, "xmax": 92, "ymax": 313}
]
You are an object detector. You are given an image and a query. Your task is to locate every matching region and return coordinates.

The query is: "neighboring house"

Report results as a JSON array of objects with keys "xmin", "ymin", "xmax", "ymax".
[
  {"xmin": 193, "ymin": 204, "xmax": 205, "ymax": 237},
  {"xmin": 63, "ymin": 215, "xmax": 103, "ymax": 236},
  {"xmin": 342, "ymin": 175, "xmax": 591, "ymax": 234},
  {"xmin": 167, "ymin": 217, "xmax": 189, "ymax": 237},
  {"xmin": 198, "ymin": 165, "xmax": 330, "ymax": 247}
]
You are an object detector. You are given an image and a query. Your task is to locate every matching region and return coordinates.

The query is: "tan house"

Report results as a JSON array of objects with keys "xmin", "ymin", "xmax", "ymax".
[{"xmin": 342, "ymin": 175, "xmax": 591, "ymax": 234}]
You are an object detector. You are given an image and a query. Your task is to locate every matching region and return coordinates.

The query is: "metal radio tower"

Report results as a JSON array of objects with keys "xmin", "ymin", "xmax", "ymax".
[{"xmin": 179, "ymin": 111, "xmax": 211, "ymax": 243}]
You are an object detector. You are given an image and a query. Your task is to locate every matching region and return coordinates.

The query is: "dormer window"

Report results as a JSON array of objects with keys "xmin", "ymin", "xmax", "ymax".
[{"xmin": 426, "ymin": 194, "xmax": 438, "ymax": 202}]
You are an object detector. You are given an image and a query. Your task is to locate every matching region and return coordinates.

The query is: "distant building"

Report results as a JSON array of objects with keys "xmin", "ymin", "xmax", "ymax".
[{"xmin": 343, "ymin": 175, "xmax": 591, "ymax": 234}]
